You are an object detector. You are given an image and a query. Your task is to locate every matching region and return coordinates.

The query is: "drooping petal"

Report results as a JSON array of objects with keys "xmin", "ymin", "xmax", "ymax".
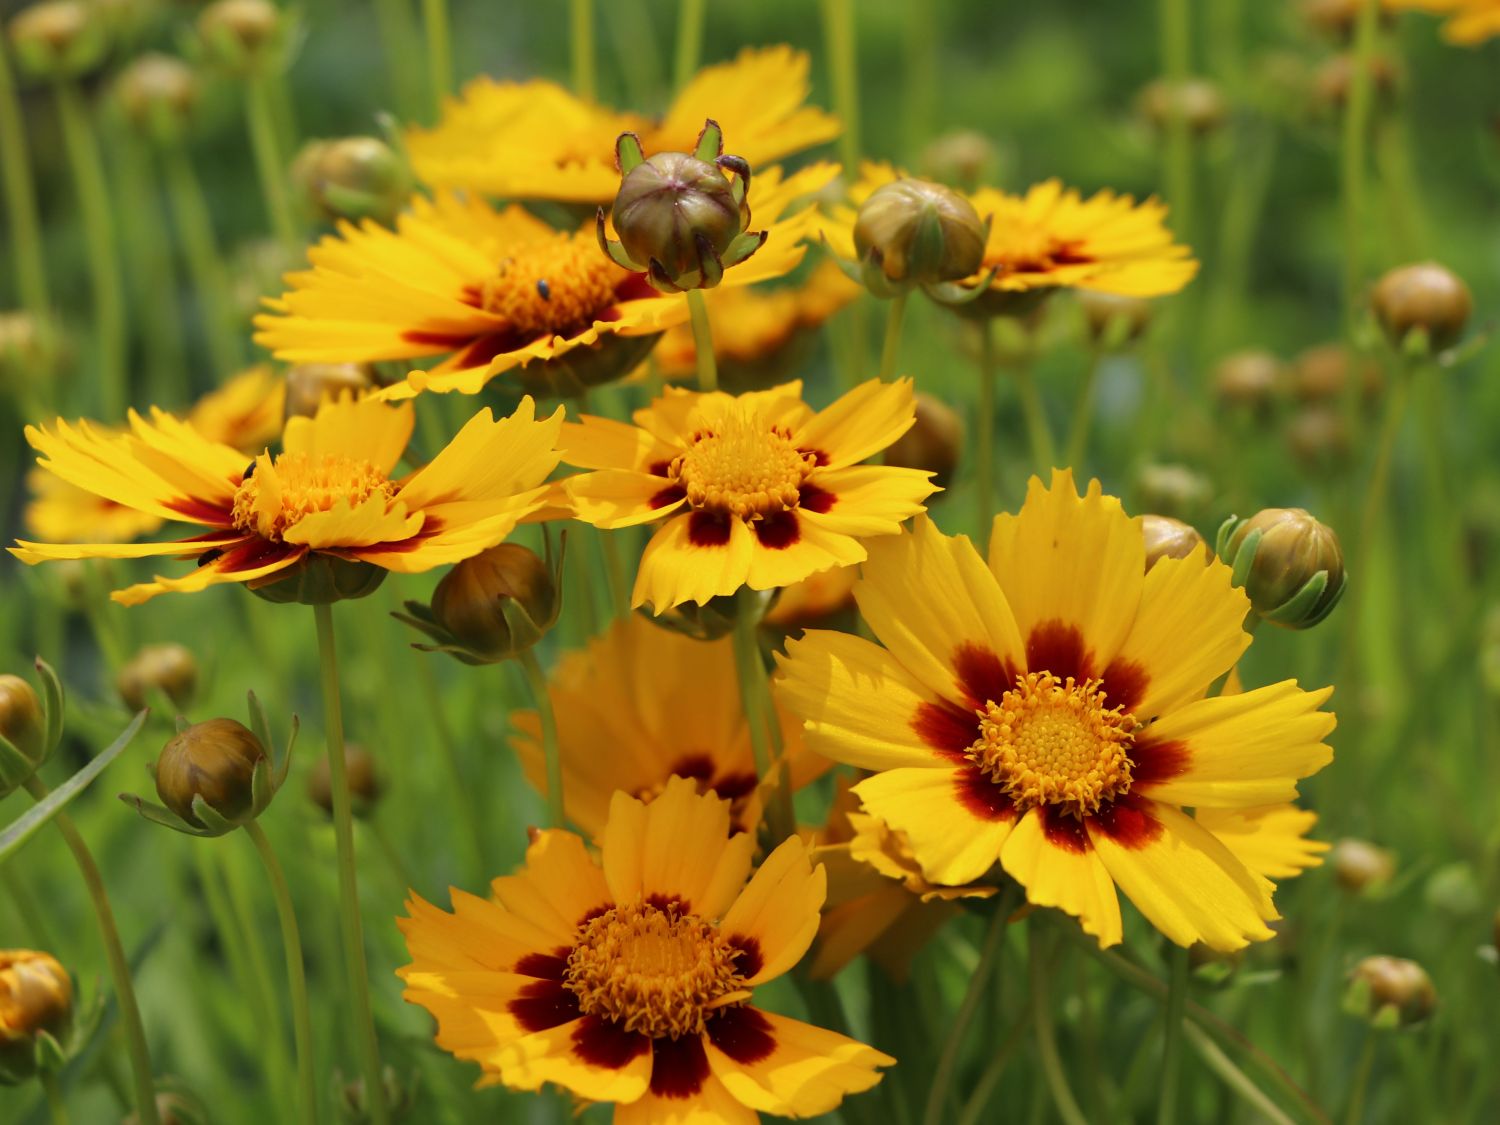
[
  {"xmin": 111, "ymin": 538, "xmax": 306, "ymax": 606},
  {"xmin": 705, "ymin": 1007, "xmax": 893, "ymax": 1117},
  {"xmin": 999, "ymin": 807, "xmax": 1123, "ymax": 947}
]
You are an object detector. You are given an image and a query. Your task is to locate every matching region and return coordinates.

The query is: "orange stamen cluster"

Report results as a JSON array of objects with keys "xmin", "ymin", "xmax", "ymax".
[
  {"xmin": 478, "ymin": 230, "xmax": 626, "ymax": 338},
  {"xmin": 230, "ymin": 452, "xmax": 396, "ymax": 541},
  {"xmin": 671, "ymin": 411, "xmax": 815, "ymax": 520}
]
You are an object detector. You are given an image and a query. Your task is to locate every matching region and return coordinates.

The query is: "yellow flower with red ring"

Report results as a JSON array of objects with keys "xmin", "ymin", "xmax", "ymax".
[
  {"xmin": 10, "ymin": 395, "xmax": 564, "ymax": 605},
  {"xmin": 398, "ymin": 777, "xmax": 892, "ymax": 1119},
  {"xmin": 777, "ymin": 471, "xmax": 1336, "ymax": 952},
  {"xmin": 405, "ymin": 46, "xmax": 839, "ymax": 203},
  {"xmin": 561, "ymin": 378, "xmax": 937, "ymax": 611}
]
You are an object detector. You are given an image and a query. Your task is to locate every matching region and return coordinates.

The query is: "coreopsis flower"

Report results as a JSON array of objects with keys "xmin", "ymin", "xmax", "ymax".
[
  {"xmin": 509, "ymin": 615, "xmax": 824, "ymax": 836},
  {"xmin": 10, "ymin": 395, "xmax": 563, "ymax": 605},
  {"xmin": 1403, "ymin": 0, "xmax": 1500, "ymax": 44},
  {"xmin": 254, "ymin": 165, "xmax": 836, "ymax": 400},
  {"xmin": 777, "ymin": 472, "xmax": 1337, "ymax": 951},
  {"xmin": 561, "ymin": 379, "xmax": 937, "ymax": 611},
  {"xmin": 823, "ymin": 163, "xmax": 1198, "ymax": 315},
  {"xmin": 398, "ymin": 778, "xmax": 893, "ymax": 1118},
  {"xmin": 405, "ymin": 45, "xmax": 839, "ymax": 202}
]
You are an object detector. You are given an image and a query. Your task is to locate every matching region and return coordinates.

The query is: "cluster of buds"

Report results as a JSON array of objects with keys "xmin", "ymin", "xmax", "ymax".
[
  {"xmin": 598, "ymin": 120, "xmax": 765, "ymax": 293},
  {"xmin": 0, "ymin": 662, "xmax": 63, "ymax": 800},
  {"xmin": 1344, "ymin": 955, "xmax": 1437, "ymax": 1029},
  {"xmin": 6, "ymin": 0, "xmax": 106, "ymax": 80},
  {"xmin": 292, "ymin": 136, "xmax": 411, "ymax": 227},
  {"xmin": 839, "ymin": 178, "xmax": 992, "ymax": 306},
  {"xmin": 397, "ymin": 538, "xmax": 563, "ymax": 663},
  {"xmin": 1217, "ymin": 508, "xmax": 1346, "ymax": 629},
  {"xmin": 0, "ymin": 950, "xmax": 73, "ymax": 1085},
  {"xmin": 121, "ymin": 694, "xmax": 297, "ymax": 836}
]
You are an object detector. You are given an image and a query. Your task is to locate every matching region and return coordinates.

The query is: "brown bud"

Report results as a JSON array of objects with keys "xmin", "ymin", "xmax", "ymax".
[
  {"xmin": 432, "ymin": 544, "xmax": 557, "ymax": 659},
  {"xmin": 1331, "ymin": 838, "xmax": 1396, "ymax": 892},
  {"xmin": 1226, "ymin": 508, "xmax": 1345, "ymax": 629},
  {"xmin": 6, "ymin": 1, "xmax": 106, "ymax": 79},
  {"xmin": 883, "ymin": 392, "xmax": 961, "ymax": 490},
  {"xmin": 0, "ymin": 950, "xmax": 72, "ymax": 1083},
  {"xmin": 1214, "ymin": 350, "xmax": 1284, "ymax": 413},
  {"xmin": 1348, "ymin": 955, "xmax": 1436, "ymax": 1027},
  {"xmin": 1292, "ymin": 343, "xmax": 1382, "ymax": 406},
  {"xmin": 307, "ymin": 744, "xmax": 381, "ymax": 817},
  {"xmin": 155, "ymin": 718, "xmax": 267, "ymax": 828},
  {"xmin": 283, "ymin": 362, "xmax": 376, "ymax": 421},
  {"xmin": 116, "ymin": 53, "xmax": 197, "ymax": 138},
  {"xmin": 1077, "ymin": 290, "xmax": 1153, "ymax": 347},
  {"xmin": 919, "ymin": 129, "xmax": 999, "ymax": 191},
  {"xmin": 292, "ymin": 136, "xmax": 410, "ymax": 227},
  {"xmin": 0, "ymin": 675, "xmax": 45, "ymax": 764},
  {"xmin": 1371, "ymin": 262, "xmax": 1472, "ymax": 352},
  {"xmin": 854, "ymin": 179, "xmax": 987, "ymax": 288},
  {"xmin": 1301, "ymin": 0, "xmax": 1396, "ymax": 38},
  {"xmin": 1139, "ymin": 77, "xmax": 1228, "ymax": 134},
  {"xmin": 1136, "ymin": 463, "xmax": 1212, "ymax": 519},
  {"xmin": 117, "ymin": 644, "xmax": 198, "ymax": 713},
  {"xmin": 1287, "ymin": 406, "xmax": 1351, "ymax": 469},
  {"xmin": 1313, "ymin": 53, "xmax": 1398, "ymax": 110},
  {"xmin": 614, "ymin": 151, "xmax": 743, "ymax": 279},
  {"xmin": 196, "ymin": 0, "xmax": 280, "ymax": 68},
  {"xmin": 1141, "ymin": 515, "xmax": 1206, "ymax": 572}
]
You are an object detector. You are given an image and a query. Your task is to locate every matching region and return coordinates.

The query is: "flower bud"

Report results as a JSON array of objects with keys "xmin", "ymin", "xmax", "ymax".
[
  {"xmin": 1141, "ymin": 515, "xmax": 1206, "ymax": 572},
  {"xmin": 1302, "ymin": 0, "xmax": 1395, "ymax": 38},
  {"xmin": 6, "ymin": 1, "xmax": 106, "ymax": 80},
  {"xmin": 154, "ymin": 718, "xmax": 267, "ymax": 829},
  {"xmin": 307, "ymin": 744, "xmax": 381, "ymax": 818},
  {"xmin": 430, "ymin": 544, "xmax": 558, "ymax": 660},
  {"xmin": 196, "ymin": 0, "xmax": 282, "ymax": 73},
  {"xmin": 1214, "ymin": 350, "xmax": 1284, "ymax": 414},
  {"xmin": 123, "ymin": 1089, "xmax": 208, "ymax": 1125},
  {"xmin": 1371, "ymin": 262, "xmax": 1472, "ymax": 353},
  {"xmin": 883, "ymin": 392, "xmax": 961, "ymax": 490},
  {"xmin": 853, "ymin": 178, "xmax": 987, "ymax": 293},
  {"xmin": 292, "ymin": 137, "xmax": 411, "ymax": 228},
  {"xmin": 1346, "ymin": 956, "xmax": 1436, "ymax": 1028},
  {"xmin": 283, "ymin": 362, "xmax": 377, "ymax": 421},
  {"xmin": 1138, "ymin": 77, "xmax": 1228, "ymax": 135},
  {"xmin": 0, "ymin": 310, "xmax": 66, "ymax": 386},
  {"xmin": 1077, "ymin": 290, "xmax": 1153, "ymax": 349},
  {"xmin": 1292, "ymin": 343, "xmax": 1382, "ymax": 406},
  {"xmin": 0, "ymin": 675, "xmax": 45, "ymax": 766},
  {"xmin": 1286, "ymin": 406, "xmax": 1351, "ymax": 470},
  {"xmin": 117, "ymin": 644, "xmax": 198, "ymax": 713},
  {"xmin": 1222, "ymin": 508, "xmax": 1346, "ymax": 629},
  {"xmin": 1330, "ymin": 838, "xmax": 1395, "ymax": 893},
  {"xmin": 1313, "ymin": 52, "xmax": 1397, "ymax": 111},
  {"xmin": 116, "ymin": 53, "xmax": 197, "ymax": 144},
  {"xmin": 0, "ymin": 950, "xmax": 72, "ymax": 1084},
  {"xmin": 1136, "ymin": 463, "xmax": 1211, "ymax": 520},
  {"xmin": 920, "ymin": 129, "xmax": 1000, "ymax": 191}
]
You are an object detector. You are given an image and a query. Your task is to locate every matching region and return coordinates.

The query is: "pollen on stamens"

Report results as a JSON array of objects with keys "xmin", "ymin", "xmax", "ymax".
[
  {"xmin": 478, "ymin": 230, "xmax": 625, "ymax": 339},
  {"xmin": 563, "ymin": 900, "xmax": 747, "ymax": 1040},
  {"xmin": 670, "ymin": 410, "xmax": 817, "ymax": 522},
  {"xmin": 970, "ymin": 671, "xmax": 1136, "ymax": 817},
  {"xmin": 230, "ymin": 452, "xmax": 396, "ymax": 542}
]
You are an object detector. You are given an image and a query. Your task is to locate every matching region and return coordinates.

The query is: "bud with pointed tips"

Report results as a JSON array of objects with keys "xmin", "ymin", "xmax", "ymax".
[
  {"xmin": 195, "ymin": 0, "xmax": 283, "ymax": 73},
  {"xmin": 1219, "ymin": 508, "xmax": 1346, "ymax": 629},
  {"xmin": 851, "ymin": 178, "xmax": 987, "ymax": 300},
  {"xmin": 1371, "ymin": 262, "xmax": 1472, "ymax": 353},
  {"xmin": 154, "ymin": 718, "xmax": 268, "ymax": 829},
  {"xmin": 293, "ymin": 136, "xmax": 411, "ymax": 227}
]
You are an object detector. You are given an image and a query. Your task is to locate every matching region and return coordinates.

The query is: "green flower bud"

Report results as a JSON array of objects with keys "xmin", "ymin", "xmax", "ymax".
[
  {"xmin": 155, "ymin": 718, "xmax": 267, "ymax": 829},
  {"xmin": 1138, "ymin": 77, "xmax": 1228, "ymax": 135},
  {"xmin": 1141, "ymin": 515, "xmax": 1206, "ymax": 572},
  {"xmin": 0, "ymin": 675, "xmax": 45, "ymax": 766},
  {"xmin": 116, "ymin": 53, "xmax": 197, "ymax": 145},
  {"xmin": 430, "ymin": 544, "xmax": 559, "ymax": 661},
  {"xmin": 1330, "ymin": 838, "xmax": 1395, "ymax": 893},
  {"xmin": 0, "ymin": 950, "xmax": 73, "ymax": 1085},
  {"xmin": 883, "ymin": 392, "xmax": 961, "ymax": 491},
  {"xmin": 292, "ymin": 136, "xmax": 411, "ymax": 227},
  {"xmin": 853, "ymin": 178, "xmax": 986, "ymax": 294},
  {"xmin": 195, "ymin": 0, "xmax": 283, "ymax": 74},
  {"xmin": 1221, "ymin": 508, "xmax": 1346, "ymax": 629},
  {"xmin": 117, "ymin": 643, "xmax": 198, "ymax": 713},
  {"xmin": 1372, "ymin": 262, "xmax": 1472, "ymax": 353},
  {"xmin": 6, "ymin": 1, "xmax": 106, "ymax": 80},
  {"xmin": 307, "ymin": 744, "xmax": 381, "ymax": 818},
  {"xmin": 1346, "ymin": 956, "xmax": 1436, "ymax": 1028},
  {"xmin": 1136, "ymin": 463, "xmax": 1211, "ymax": 520},
  {"xmin": 283, "ymin": 362, "xmax": 377, "ymax": 421}
]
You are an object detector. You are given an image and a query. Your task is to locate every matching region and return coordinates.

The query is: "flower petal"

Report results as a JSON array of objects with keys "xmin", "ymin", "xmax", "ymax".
[
  {"xmin": 283, "ymin": 396, "xmax": 415, "ymax": 477},
  {"xmin": 706, "ymin": 1007, "xmax": 893, "ymax": 1117},
  {"xmin": 395, "ymin": 398, "xmax": 563, "ymax": 512},
  {"xmin": 490, "ymin": 829, "xmax": 614, "ymax": 946},
  {"xmin": 854, "ymin": 766, "xmax": 1016, "ymax": 886},
  {"xmin": 796, "ymin": 464, "xmax": 936, "ymax": 537},
  {"xmin": 1195, "ymin": 804, "xmax": 1329, "ymax": 880},
  {"xmin": 718, "ymin": 835, "xmax": 826, "ymax": 986},
  {"xmin": 999, "ymin": 807, "xmax": 1122, "ymax": 947},
  {"xmin": 632, "ymin": 511, "xmax": 756, "ymax": 611},
  {"xmin": 792, "ymin": 377, "xmax": 918, "ymax": 469},
  {"xmin": 567, "ymin": 469, "xmax": 686, "ymax": 529},
  {"xmin": 110, "ymin": 539, "xmax": 306, "ymax": 606}
]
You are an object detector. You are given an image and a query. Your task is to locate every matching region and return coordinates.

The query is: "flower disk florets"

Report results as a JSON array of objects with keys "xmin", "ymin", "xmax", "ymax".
[
  {"xmin": 479, "ymin": 230, "xmax": 624, "ymax": 339},
  {"xmin": 671, "ymin": 414, "xmax": 816, "ymax": 520},
  {"xmin": 231, "ymin": 453, "xmax": 396, "ymax": 542}
]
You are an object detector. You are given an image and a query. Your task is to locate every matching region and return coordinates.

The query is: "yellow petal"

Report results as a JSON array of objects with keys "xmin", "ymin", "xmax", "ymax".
[
  {"xmin": 566, "ymin": 469, "xmax": 685, "ymax": 529},
  {"xmin": 283, "ymin": 395, "xmax": 414, "ymax": 476},
  {"xmin": 854, "ymin": 766, "xmax": 1016, "ymax": 887},
  {"xmin": 705, "ymin": 1009, "xmax": 893, "ymax": 1118},
  {"xmin": 632, "ymin": 512, "xmax": 756, "ymax": 611},
  {"xmin": 1195, "ymin": 804, "xmax": 1329, "ymax": 881},
  {"xmin": 490, "ymin": 830, "xmax": 613, "ymax": 947},
  {"xmin": 792, "ymin": 378, "xmax": 918, "ymax": 470},
  {"xmin": 718, "ymin": 836, "xmax": 826, "ymax": 986},
  {"xmin": 999, "ymin": 808, "xmax": 1123, "ymax": 947}
]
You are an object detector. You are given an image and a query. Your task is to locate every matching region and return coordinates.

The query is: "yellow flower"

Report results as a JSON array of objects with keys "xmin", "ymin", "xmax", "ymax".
[
  {"xmin": 10, "ymin": 395, "xmax": 563, "ymax": 605},
  {"xmin": 510, "ymin": 615, "xmax": 826, "ymax": 837},
  {"xmin": 405, "ymin": 46, "xmax": 839, "ymax": 203},
  {"xmin": 398, "ymin": 777, "xmax": 892, "ymax": 1119},
  {"xmin": 253, "ymin": 165, "xmax": 836, "ymax": 400},
  {"xmin": 1402, "ymin": 0, "xmax": 1500, "ymax": 43},
  {"xmin": 185, "ymin": 365, "xmax": 285, "ymax": 452},
  {"xmin": 561, "ymin": 378, "xmax": 937, "ymax": 611},
  {"xmin": 777, "ymin": 472, "xmax": 1336, "ymax": 952},
  {"xmin": 0, "ymin": 949, "xmax": 72, "ymax": 1083},
  {"xmin": 824, "ymin": 163, "xmax": 1198, "ymax": 310}
]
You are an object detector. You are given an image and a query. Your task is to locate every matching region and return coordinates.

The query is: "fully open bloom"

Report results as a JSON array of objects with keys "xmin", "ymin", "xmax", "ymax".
[
  {"xmin": 561, "ymin": 378, "xmax": 936, "ymax": 611},
  {"xmin": 510, "ymin": 615, "xmax": 824, "ymax": 836},
  {"xmin": 398, "ymin": 777, "xmax": 892, "ymax": 1120},
  {"xmin": 405, "ymin": 46, "xmax": 839, "ymax": 203},
  {"xmin": 823, "ymin": 163, "xmax": 1198, "ymax": 313},
  {"xmin": 777, "ymin": 473, "xmax": 1336, "ymax": 951},
  {"xmin": 254, "ymin": 165, "xmax": 836, "ymax": 400},
  {"xmin": 11, "ymin": 396, "xmax": 563, "ymax": 605}
]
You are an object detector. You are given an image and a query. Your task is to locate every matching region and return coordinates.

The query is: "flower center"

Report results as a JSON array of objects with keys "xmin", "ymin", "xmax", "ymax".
[
  {"xmin": 670, "ymin": 412, "xmax": 816, "ymax": 521},
  {"xmin": 970, "ymin": 672, "xmax": 1136, "ymax": 817},
  {"xmin": 998, "ymin": 230, "xmax": 1092, "ymax": 275},
  {"xmin": 477, "ymin": 230, "xmax": 627, "ymax": 340},
  {"xmin": 563, "ymin": 901, "xmax": 746, "ymax": 1039},
  {"xmin": 230, "ymin": 452, "xmax": 396, "ymax": 542}
]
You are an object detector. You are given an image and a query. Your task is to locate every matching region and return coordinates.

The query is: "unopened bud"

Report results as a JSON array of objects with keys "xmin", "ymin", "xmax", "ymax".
[
  {"xmin": 1223, "ymin": 508, "xmax": 1345, "ymax": 629},
  {"xmin": 1136, "ymin": 464, "xmax": 1212, "ymax": 520},
  {"xmin": 1313, "ymin": 52, "xmax": 1398, "ymax": 111},
  {"xmin": 117, "ymin": 644, "xmax": 198, "ymax": 713},
  {"xmin": 0, "ymin": 675, "xmax": 45, "ymax": 765},
  {"xmin": 196, "ymin": 0, "xmax": 282, "ymax": 72},
  {"xmin": 883, "ymin": 392, "xmax": 961, "ymax": 490},
  {"xmin": 308, "ymin": 744, "xmax": 381, "ymax": 818},
  {"xmin": 431, "ymin": 544, "xmax": 558, "ymax": 660},
  {"xmin": 1302, "ymin": 0, "xmax": 1395, "ymax": 38},
  {"xmin": 1292, "ymin": 343, "xmax": 1382, "ymax": 406},
  {"xmin": 0, "ymin": 950, "xmax": 72, "ymax": 1084},
  {"xmin": 123, "ymin": 1089, "xmax": 208, "ymax": 1125},
  {"xmin": 283, "ymin": 362, "xmax": 377, "ymax": 421},
  {"xmin": 1141, "ymin": 515, "xmax": 1206, "ymax": 572},
  {"xmin": 6, "ymin": 1, "xmax": 106, "ymax": 79},
  {"xmin": 1077, "ymin": 290, "xmax": 1153, "ymax": 349},
  {"xmin": 1347, "ymin": 956, "xmax": 1436, "ymax": 1028},
  {"xmin": 1214, "ymin": 350, "xmax": 1284, "ymax": 414},
  {"xmin": 1371, "ymin": 262, "xmax": 1472, "ymax": 353},
  {"xmin": 116, "ymin": 53, "xmax": 197, "ymax": 143},
  {"xmin": 293, "ymin": 137, "xmax": 411, "ymax": 227},
  {"xmin": 155, "ymin": 718, "xmax": 267, "ymax": 829},
  {"xmin": 1139, "ymin": 77, "xmax": 1228, "ymax": 134},
  {"xmin": 1287, "ymin": 406, "xmax": 1351, "ymax": 469},
  {"xmin": 853, "ymin": 178, "xmax": 986, "ymax": 292},
  {"xmin": 1331, "ymin": 838, "xmax": 1395, "ymax": 893},
  {"xmin": 920, "ymin": 129, "xmax": 999, "ymax": 191}
]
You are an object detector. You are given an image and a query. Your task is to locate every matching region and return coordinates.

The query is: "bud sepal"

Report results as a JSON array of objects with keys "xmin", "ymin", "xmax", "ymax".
[{"xmin": 0, "ymin": 660, "xmax": 65, "ymax": 799}]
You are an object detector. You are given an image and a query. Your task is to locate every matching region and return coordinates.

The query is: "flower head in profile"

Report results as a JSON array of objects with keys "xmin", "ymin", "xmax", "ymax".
[
  {"xmin": 561, "ymin": 378, "xmax": 937, "ymax": 611},
  {"xmin": 11, "ymin": 396, "xmax": 563, "ymax": 605},
  {"xmin": 510, "ymin": 615, "xmax": 826, "ymax": 837},
  {"xmin": 778, "ymin": 472, "xmax": 1336, "ymax": 951},
  {"xmin": 398, "ymin": 778, "xmax": 892, "ymax": 1119},
  {"xmin": 254, "ymin": 165, "xmax": 835, "ymax": 400},
  {"xmin": 405, "ymin": 45, "xmax": 839, "ymax": 202},
  {"xmin": 823, "ymin": 163, "xmax": 1198, "ymax": 316}
]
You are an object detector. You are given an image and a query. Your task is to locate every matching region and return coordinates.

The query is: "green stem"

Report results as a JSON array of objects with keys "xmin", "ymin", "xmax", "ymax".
[
  {"xmin": 673, "ymin": 0, "xmax": 706, "ymax": 91},
  {"xmin": 922, "ymin": 896, "xmax": 1015, "ymax": 1125},
  {"xmin": 820, "ymin": 0, "xmax": 861, "ymax": 178},
  {"xmin": 3, "ymin": 864, "xmax": 57, "ymax": 950},
  {"xmin": 422, "ymin": 0, "xmax": 453, "ymax": 118},
  {"xmin": 954, "ymin": 1005, "xmax": 1031, "ymax": 1125},
  {"xmin": 220, "ymin": 843, "xmax": 295, "ymax": 1105},
  {"xmin": 877, "ymin": 291, "xmax": 909, "ymax": 382},
  {"xmin": 975, "ymin": 325, "xmax": 997, "ymax": 533},
  {"xmin": 162, "ymin": 145, "xmax": 242, "ymax": 377},
  {"xmin": 1029, "ymin": 927, "xmax": 1088, "ymax": 1125},
  {"xmin": 598, "ymin": 528, "xmax": 631, "ymax": 619},
  {"xmin": 311, "ymin": 603, "xmax": 390, "ymax": 1125},
  {"xmin": 1341, "ymin": 0, "xmax": 1380, "ymax": 333},
  {"xmin": 0, "ymin": 39, "xmax": 49, "ymax": 316},
  {"xmin": 40, "ymin": 1069, "xmax": 70, "ymax": 1125},
  {"xmin": 519, "ymin": 648, "xmax": 566, "ymax": 829},
  {"xmin": 685, "ymin": 288, "xmax": 718, "ymax": 392},
  {"xmin": 114, "ymin": 134, "xmax": 187, "ymax": 406},
  {"xmin": 1013, "ymin": 363, "xmax": 1056, "ymax": 474},
  {"xmin": 1344, "ymin": 368, "xmax": 1410, "ymax": 682},
  {"xmin": 571, "ymin": 0, "xmax": 596, "ymax": 101},
  {"xmin": 54, "ymin": 80, "xmax": 126, "ymax": 419},
  {"xmin": 415, "ymin": 655, "xmax": 487, "ymax": 876},
  {"xmin": 1157, "ymin": 944, "xmax": 1191, "ymax": 1125},
  {"xmin": 732, "ymin": 591, "xmax": 794, "ymax": 844},
  {"xmin": 373, "ymin": 0, "xmax": 425, "ymax": 121},
  {"xmin": 1158, "ymin": 0, "xmax": 1193, "ymax": 247},
  {"xmin": 1065, "ymin": 352, "xmax": 1103, "ymax": 471},
  {"xmin": 23, "ymin": 780, "xmax": 159, "ymax": 1125},
  {"xmin": 1184, "ymin": 1024, "xmax": 1295, "ymax": 1125},
  {"xmin": 245, "ymin": 73, "xmax": 300, "ymax": 258},
  {"xmin": 246, "ymin": 821, "xmax": 320, "ymax": 1125},
  {"xmin": 1343, "ymin": 1030, "xmax": 1378, "ymax": 1125}
]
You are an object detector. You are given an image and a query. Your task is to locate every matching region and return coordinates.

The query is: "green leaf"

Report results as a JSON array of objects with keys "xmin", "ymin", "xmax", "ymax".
[{"xmin": 35, "ymin": 657, "xmax": 64, "ymax": 756}]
